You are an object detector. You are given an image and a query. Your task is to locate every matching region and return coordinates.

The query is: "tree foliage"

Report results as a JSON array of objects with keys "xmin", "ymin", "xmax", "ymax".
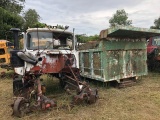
[
  {"xmin": 0, "ymin": 7, "xmax": 24, "ymax": 39},
  {"xmin": 76, "ymin": 34, "xmax": 99, "ymax": 43},
  {"xmin": 32, "ymin": 22, "xmax": 46, "ymax": 28},
  {"xmin": 0, "ymin": 0, "xmax": 25, "ymax": 14},
  {"xmin": 150, "ymin": 17, "xmax": 160, "ymax": 29},
  {"xmin": 0, "ymin": 0, "xmax": 25, "ymax": 40},
  {"xmin": 23, "ymin": 9, "xmax": 40, "ymax": 30},
  {"xmin": 57, "ymin": 25, "xmax": 65, "ymax": 29},
  {"xmin": 109, "ymin": 9, "xmax": 132, "ymax": 27}
]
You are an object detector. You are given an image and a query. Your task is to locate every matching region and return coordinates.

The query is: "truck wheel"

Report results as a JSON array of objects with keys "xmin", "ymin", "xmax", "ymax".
[{"xmin": 13, "ymin": 97, "xmax": 30, "ymax": 117}]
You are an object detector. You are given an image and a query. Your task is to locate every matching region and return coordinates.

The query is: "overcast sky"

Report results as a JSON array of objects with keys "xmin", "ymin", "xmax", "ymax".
[{"xmin": 24, "ymin": 0, "xmax": 159, "ymax": 35}]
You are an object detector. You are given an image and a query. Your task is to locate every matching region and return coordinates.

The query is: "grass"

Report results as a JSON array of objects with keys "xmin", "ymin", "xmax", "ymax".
[{"xmin": 0, "ymin": 68, "xmax": 160, "ymax": 120}]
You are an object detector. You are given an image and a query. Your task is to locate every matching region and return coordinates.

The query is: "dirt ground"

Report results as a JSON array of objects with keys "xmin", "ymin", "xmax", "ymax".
[{"xmin": 0, "ymin": 70, "xmax": 160, "ymax": 120}]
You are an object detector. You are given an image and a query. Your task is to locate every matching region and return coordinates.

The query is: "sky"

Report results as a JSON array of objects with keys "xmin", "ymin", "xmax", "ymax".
[{"xmin": 24, "ymin": 0, "xmax": 160, "ymax": 35}]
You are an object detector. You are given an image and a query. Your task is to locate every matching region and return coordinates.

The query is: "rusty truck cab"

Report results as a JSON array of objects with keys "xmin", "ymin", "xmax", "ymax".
[
  {"xmin": 10, "ymin": 27, "xmax": 79, "ymax": 94},
  {"xmin": 10, "ymin": 28, "xmax": 79, "ymax": 75},
  {"xmin": 147, "ymin": 36, "xmax": 160, "ymax": 69}
]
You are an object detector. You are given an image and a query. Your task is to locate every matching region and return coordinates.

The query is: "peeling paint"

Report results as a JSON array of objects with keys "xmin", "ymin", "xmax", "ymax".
[{"xmin": 78, "ymin": 26, "xmax": 156, "ymax": 82}]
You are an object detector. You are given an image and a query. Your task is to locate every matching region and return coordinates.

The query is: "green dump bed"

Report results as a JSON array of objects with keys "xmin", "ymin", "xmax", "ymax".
[{"xmin": 79, "ymin": 26, "xmax": 160, "ymax": 82}]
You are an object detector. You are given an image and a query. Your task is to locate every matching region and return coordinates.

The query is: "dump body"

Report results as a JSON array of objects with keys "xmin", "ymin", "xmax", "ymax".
[{"xmin": 79, "ymin": 26, "xmax": 160, "ymax": 82}]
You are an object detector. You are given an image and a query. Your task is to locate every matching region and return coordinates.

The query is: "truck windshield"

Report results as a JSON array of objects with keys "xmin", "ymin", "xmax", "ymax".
[
  {"xmin": 27, "ymin": 31, "xmax": 73, "ymax": 50},
  {"xmin": 152, "ymin": 36, "xmax": 160, "ymax": 46}
]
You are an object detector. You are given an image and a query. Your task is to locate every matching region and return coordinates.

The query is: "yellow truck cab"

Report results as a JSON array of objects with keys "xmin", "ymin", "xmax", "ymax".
[{"xmin": 0, "ymin": 40, "xmax": 14, "ymax": 68}]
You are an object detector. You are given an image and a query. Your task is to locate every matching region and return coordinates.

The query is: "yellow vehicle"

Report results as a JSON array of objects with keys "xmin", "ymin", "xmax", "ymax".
[{"xmin": 0, "ymin": 40, "xmax": 14, "ymax": 69}]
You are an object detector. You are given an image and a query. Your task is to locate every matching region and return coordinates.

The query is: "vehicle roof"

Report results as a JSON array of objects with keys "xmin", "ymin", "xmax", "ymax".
[
  {"xmin": 27, "ymin": 28, "xmax": 73, "ymax": 34},
  {"xmin": 0, "ymin": 40, "xmax": 10, "ymax": 42},
  {"xmin": 100, "ymin": 26, "xmax": 160, "ymax": 39}
]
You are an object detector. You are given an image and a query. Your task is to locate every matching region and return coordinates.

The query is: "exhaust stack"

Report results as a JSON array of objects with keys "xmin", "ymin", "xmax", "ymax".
[{"xmin": 10, "ymin": 28, "xmax": 20, "ymax": 49}]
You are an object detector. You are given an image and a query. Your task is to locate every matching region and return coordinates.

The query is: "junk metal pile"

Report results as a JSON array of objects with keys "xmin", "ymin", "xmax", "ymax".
[
  {"xmin": 9, "ymin": 26, "xmax": 160, "ymax": 117},
  {"xmin": 10, "ymin": 27, "xmax": 98, "ymax": 117}
]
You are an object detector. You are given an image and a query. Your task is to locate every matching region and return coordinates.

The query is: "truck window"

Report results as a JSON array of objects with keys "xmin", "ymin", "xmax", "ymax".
[
  {"xmin": 27, "ymin": 31, "xmax": 73, "ymax": 50},
  {"xmin": 27, "ymin": 32, "xmax": 52, "ymax": 50},
  {"xmin": 152, "ymin": 36, "xmax": 160, "ymax": 46}
]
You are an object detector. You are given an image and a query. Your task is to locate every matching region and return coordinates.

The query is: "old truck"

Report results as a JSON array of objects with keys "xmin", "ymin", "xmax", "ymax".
[
  {"xmin": 0, "ymin": 40, "xmax": 14, "ymax": 70},
  {"xmin": 79, "ymin": 26, "xmax": 160, "ymax": 87},
  {"xmin": 10, "ymin": 27, "xmax": 98, "ymax": 117},
  {"xmin": 147, "ymin": 36, "xmax": 160, "ymax": 70}
]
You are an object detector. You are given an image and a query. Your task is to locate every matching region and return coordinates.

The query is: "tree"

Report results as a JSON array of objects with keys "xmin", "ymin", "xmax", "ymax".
[
  {"xmin": 76, "ymin": 34, "xmax": 99, "ymax": 43},
  {"xmin": 32, "ymin": 22, "xmax": 46, "ymax": 28},
  {"xmin": 0, "ymin": 0, "xmax": 25, "ymax": 14},
  {"xmin": 23, "ymin": 9, "xmax": 40, "ymax": 30},
  {"xmin": 109, "ymin": 9, "xmax": 132, "ymax": 27},
  {"xmin": 0, "ymin": 7, "xmax": 24, "ymax": 40},
  {"xmin": 57, "ymin": 25, "xmax": 65, "ymax": 29},
  {"xmin": 150, "ymin": 17, "xmax": 160, "ymax": 29},
  {"xmin": 0, "ymin": 0, "xmax": 25, "ymax": 40}
]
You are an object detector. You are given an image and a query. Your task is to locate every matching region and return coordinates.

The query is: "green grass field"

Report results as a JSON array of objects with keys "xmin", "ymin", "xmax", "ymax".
[{"xmin": 0, "ymin": 68, "xmax": 160, "ymax": 120}]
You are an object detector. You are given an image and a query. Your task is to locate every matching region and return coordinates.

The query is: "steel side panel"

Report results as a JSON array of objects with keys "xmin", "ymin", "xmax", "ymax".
[
  {"xmin": 100, "ymin": 26, "xmax": 160, "ymax": 39},
  {"xmin": 79, "ymin": 40, "xmax": 147, "ymax": 82}
]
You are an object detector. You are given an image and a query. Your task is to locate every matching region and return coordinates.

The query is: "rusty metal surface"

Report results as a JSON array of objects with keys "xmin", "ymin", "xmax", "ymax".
[
  {"xmin": 73, "ymin": 87, "xmax": 98, "ymax": 105},
  {"xmin": 12, "ymin": 77, "xmax": 57, "ymax": 117},
  {"xmin": 147, "ymin": 36, "xmax": 160, "ymax": 70},
  {"xmin": 30, "ymin": 54, "xmax": 76, "ymax": 74},
  {"xmin": 118, "ymin": 78, "xmax": 137, "ymax": 88},
  {"xmin": 79, "ymin": 30, "xmax": 148, "ymax": 82},
  {"xmin": 100, "ymin": 26, "xmax": 160, "ymax": 39},
  {"xmin": 106, "ymin": 49, "xmax": 146, "ymax": 80},
  {"xmin": 41, "ymin": 54, "xmax": 64, "ymax": 73},
  {"xmin": 79, "ymin": 26, "xmax": 160, "ymax": 82},
  {"xmin": 60, "ymin": 61, "xmax": 98, "ymax": 105},
  {"xmin": 83, "ymin": 52, "xmax": 90, "ymax": 73},
  {"xmin": 27, "ymin": 28, "xmax": 72, "ymax": 35},
  {"xmin": 11, "ymin": 27, "xmax": 98, "ymax": 118},
  {"xmin": 13, "ymin": 97, "xmax": 30, "ymax": 117},
  {"xmin": 93, "ymin": 52, "xmax": 101, "ymax": 76}
]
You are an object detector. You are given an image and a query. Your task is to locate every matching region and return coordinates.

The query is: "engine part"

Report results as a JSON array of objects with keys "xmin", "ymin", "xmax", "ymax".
[
  {"xmin": 73, "ymin": 86, "xmax": 98, "ymax": 105},
  {"xmin": 60, "ymin": 63, "xmax": 99, "ymax": 105}
]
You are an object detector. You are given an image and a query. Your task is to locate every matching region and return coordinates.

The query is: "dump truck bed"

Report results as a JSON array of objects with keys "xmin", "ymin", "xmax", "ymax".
[{"xmin": 79, "ymin": 26, "xmax": 160, "ymax": 82}]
